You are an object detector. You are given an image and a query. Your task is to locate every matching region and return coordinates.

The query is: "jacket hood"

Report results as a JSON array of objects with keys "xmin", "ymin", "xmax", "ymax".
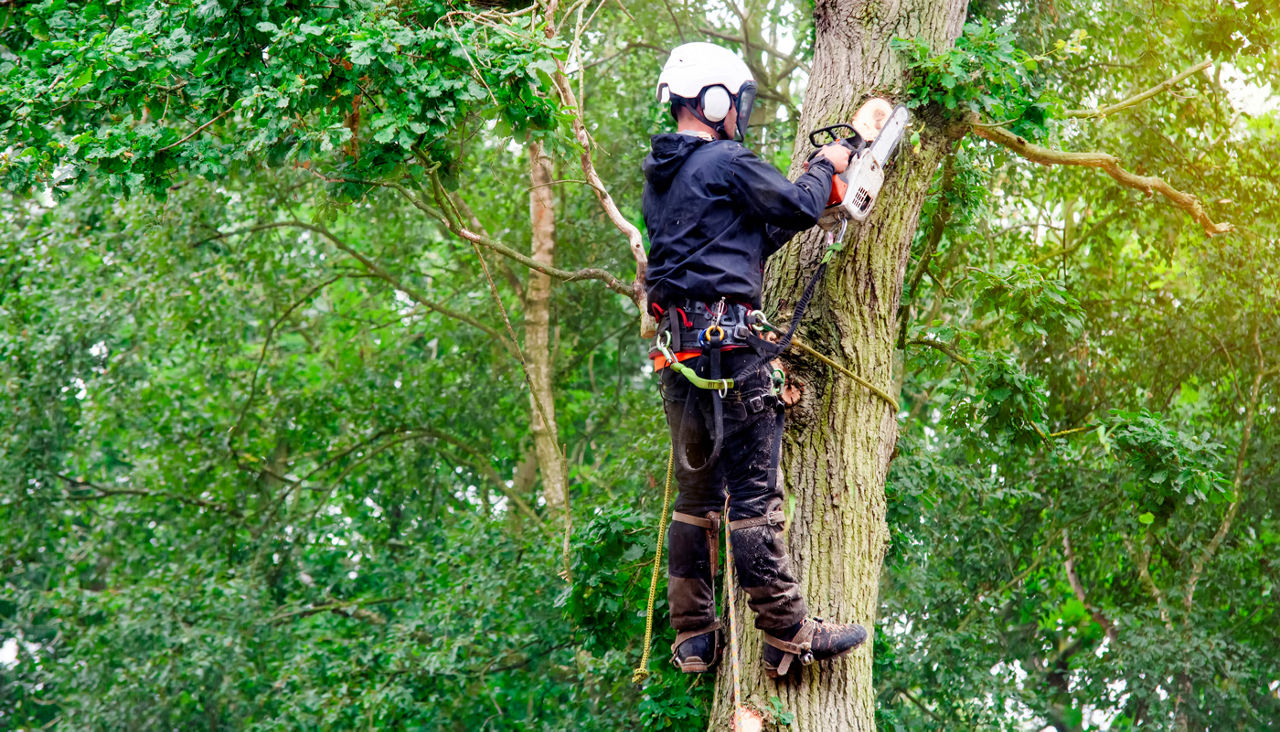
[{"xmin": 643, "ymin": 133, "xmax": 712, "ymax": 191}]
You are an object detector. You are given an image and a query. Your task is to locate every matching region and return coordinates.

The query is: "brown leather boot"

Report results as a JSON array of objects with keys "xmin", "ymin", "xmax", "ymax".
[
  {"xmin": 761, "ymin": 617, "xmax": 868, "ymax": 678},
  {"xmin": 669, "ymin": 621, "xmax": 723, "ymax": 673},
  {"xmin": 667, "ymin": 511, "xmax": 723, "ymax": 674}
]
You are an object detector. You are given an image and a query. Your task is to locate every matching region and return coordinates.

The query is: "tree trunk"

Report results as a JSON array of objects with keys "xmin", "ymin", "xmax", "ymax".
[
  {"xmin": 711, "ymin": 2, "xmax": 967, "ymax": 729},
  {"xmin": 526, "ymin": 140, "xmax": 569, "ymax": 531}
]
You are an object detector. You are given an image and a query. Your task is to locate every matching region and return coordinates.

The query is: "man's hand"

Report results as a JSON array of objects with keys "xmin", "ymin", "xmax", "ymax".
[{"xmin": 818, "ymin": 142, "xmax": 853, "ymax": 174}]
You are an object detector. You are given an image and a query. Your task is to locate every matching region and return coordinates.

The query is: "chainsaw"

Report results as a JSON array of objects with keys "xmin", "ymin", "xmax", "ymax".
[{"xmin": 806, "ymin": 98, "xmax": 910, "ymax": 229}]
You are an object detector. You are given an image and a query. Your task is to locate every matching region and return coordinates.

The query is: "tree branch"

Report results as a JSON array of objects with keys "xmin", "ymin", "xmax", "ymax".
[
  {"xmin": 1062, "ymin": 529, "xmax": 1118, "ymax": 642},
  {"xmin": 1184, "ymin": 323, "xmax": 1269, "ymax": 611},
  {"xmin": 898, "ymin": 152, "xmax": 959, "ymax": 348},
  {"xmin": 229, "ymin": 273, "xmax": 347, "ymax": 447},
  {"xmin": 1065, "ymin": 59, "xmax": 1212, "ymax": 120},
  {"xmin": 268, "ymin": 596, "xmax": 403, "ymax": 625},
  {"xmin": 905, "ymin": 337, "xmax": 971, "ymax": 365},
  {"xmin": 427, "ymin": 172, "xmax": 638, "ymax": 302},
  {"xmin": 306, "ymin": 426, "xmax": 549, "ymax": 535},
  {"xmin": 213, "ymin": 221, "xmax": 510, "ymax": 345},
  {"xmin": 1029, "ymin": 208, "xmax": 1127, "ymax": 266},
  {"xmin": 157, "ymin": 106, "xmax": 234, "ymax": 153},
  {"xmin": 54, "ymin": 473, "xmax": 237, "ymax": 515},
  {"xmin": 1122, "ymin": 533, "xmax": 1173, "ymax": 629},
  {"xmin": 548, "ymin": 62, "xmax": 649, "ymax": 310},
  {"xmin": 969, "ymin": 115, "xmax": 1233, "ymax": 236}
]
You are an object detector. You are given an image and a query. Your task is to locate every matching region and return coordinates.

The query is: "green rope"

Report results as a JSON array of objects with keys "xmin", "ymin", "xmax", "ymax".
[
  {"xmin": 632, "ymin": 446, "xmax": 676, "ymax": 684},
  {"xmin": 653, "ymin": 335, "xmax": 734, "ymax": 392}
]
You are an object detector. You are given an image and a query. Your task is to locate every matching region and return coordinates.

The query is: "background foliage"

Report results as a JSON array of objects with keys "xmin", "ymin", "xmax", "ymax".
[{"xmin": 2, "ymin": 0, "xmax": 1276, "ymax": 730}]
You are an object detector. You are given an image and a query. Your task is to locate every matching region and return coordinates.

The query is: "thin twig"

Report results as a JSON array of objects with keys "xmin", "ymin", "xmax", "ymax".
[
  {"xmin": 157, "ymin": 106, "xmax": 234, "ymax": 152},
  {"xmin": 54, "ymin": 473, "xmax": 237, "ymax": 515}
]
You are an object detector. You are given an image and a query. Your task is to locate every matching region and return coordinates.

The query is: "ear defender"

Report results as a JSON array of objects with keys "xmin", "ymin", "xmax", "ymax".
[{"xmin": 701, "ymin": 86, "xmax": 732, "ymax": 122}]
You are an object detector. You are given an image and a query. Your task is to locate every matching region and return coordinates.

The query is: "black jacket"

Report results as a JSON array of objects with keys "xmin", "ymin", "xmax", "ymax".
[{"xmin": 642, "ymin": 133, "xmax": 835, "ymax": 308}]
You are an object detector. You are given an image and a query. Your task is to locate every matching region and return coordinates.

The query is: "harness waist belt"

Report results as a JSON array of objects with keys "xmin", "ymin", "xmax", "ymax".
[{"xmin": 651, "ymin": 301, "xmax": 757, "ymax": 357}]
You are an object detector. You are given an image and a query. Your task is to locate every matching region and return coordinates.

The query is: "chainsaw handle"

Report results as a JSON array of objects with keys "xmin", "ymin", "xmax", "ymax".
[{"xmin": 808, "ymin": 123, "xmax": 857, "ymax": 148}]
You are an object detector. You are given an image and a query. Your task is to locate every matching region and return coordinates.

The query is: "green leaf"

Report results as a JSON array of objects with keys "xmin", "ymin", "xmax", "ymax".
[{"xmin": 72, "ymin": 66, "xmax": 94, "ymax": 90}]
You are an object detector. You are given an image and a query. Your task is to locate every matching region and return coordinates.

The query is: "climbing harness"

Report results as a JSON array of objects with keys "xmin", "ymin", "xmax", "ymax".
[{"xmin": 634, "ymin": 218, "xmax": 904, "ymax": 685}]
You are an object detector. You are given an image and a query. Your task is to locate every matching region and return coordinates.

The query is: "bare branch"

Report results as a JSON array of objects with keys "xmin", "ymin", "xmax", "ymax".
[
  {"xmin": 1065, "ymin": 59, "xmax": 1212, "ymax": 120},
  {"xmin": 422, "ymin": 172, "xmax": 637, "ymax": 304},
  {"xmin": 969, "ymin": 116, "xmax": 1233, "ymax": 236},
  {"xmin": 661, "ymin": 0, "xmax": 688, "ymax": 42},
  {"xmin": 548, "ymin": 63, "xmax": 649, "ymax": 310}
]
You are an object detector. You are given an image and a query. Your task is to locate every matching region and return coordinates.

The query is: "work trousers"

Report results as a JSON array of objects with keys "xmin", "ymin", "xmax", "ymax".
[{"xmin": 659, "ymin": 348, "xmax": 807, "ymax": 633}]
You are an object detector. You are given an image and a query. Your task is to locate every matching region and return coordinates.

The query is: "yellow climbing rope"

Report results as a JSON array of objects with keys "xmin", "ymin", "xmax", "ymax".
[{"xmin": 632, "ymin": 446, "xmax": 676, "ymax": 684}]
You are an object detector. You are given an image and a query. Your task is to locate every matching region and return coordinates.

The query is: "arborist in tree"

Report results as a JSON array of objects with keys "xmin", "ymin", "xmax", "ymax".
[{"xmin": 644, "ymin": 42, "xmax": 868, "ymax": 679}]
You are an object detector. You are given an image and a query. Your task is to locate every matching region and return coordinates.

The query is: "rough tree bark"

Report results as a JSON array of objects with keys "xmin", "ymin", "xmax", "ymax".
[
  {"xmin": 526, "ymin": 140, "xmax": 570, "ymax": 531},
  {"xmin": 710, "ymin": 2, "xmax": 968, "ymax": 729}
]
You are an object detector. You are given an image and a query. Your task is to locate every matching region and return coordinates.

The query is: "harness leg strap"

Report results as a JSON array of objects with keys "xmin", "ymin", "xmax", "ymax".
[{"xmin": 727, "ymin": 510, "xmax": 787, "ymax": 531}]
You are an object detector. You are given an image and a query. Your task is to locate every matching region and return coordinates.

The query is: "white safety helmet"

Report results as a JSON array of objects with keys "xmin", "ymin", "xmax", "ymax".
[{"xmin": 656, "ymin": 42, "xmax": 757, "ymax": 142}]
